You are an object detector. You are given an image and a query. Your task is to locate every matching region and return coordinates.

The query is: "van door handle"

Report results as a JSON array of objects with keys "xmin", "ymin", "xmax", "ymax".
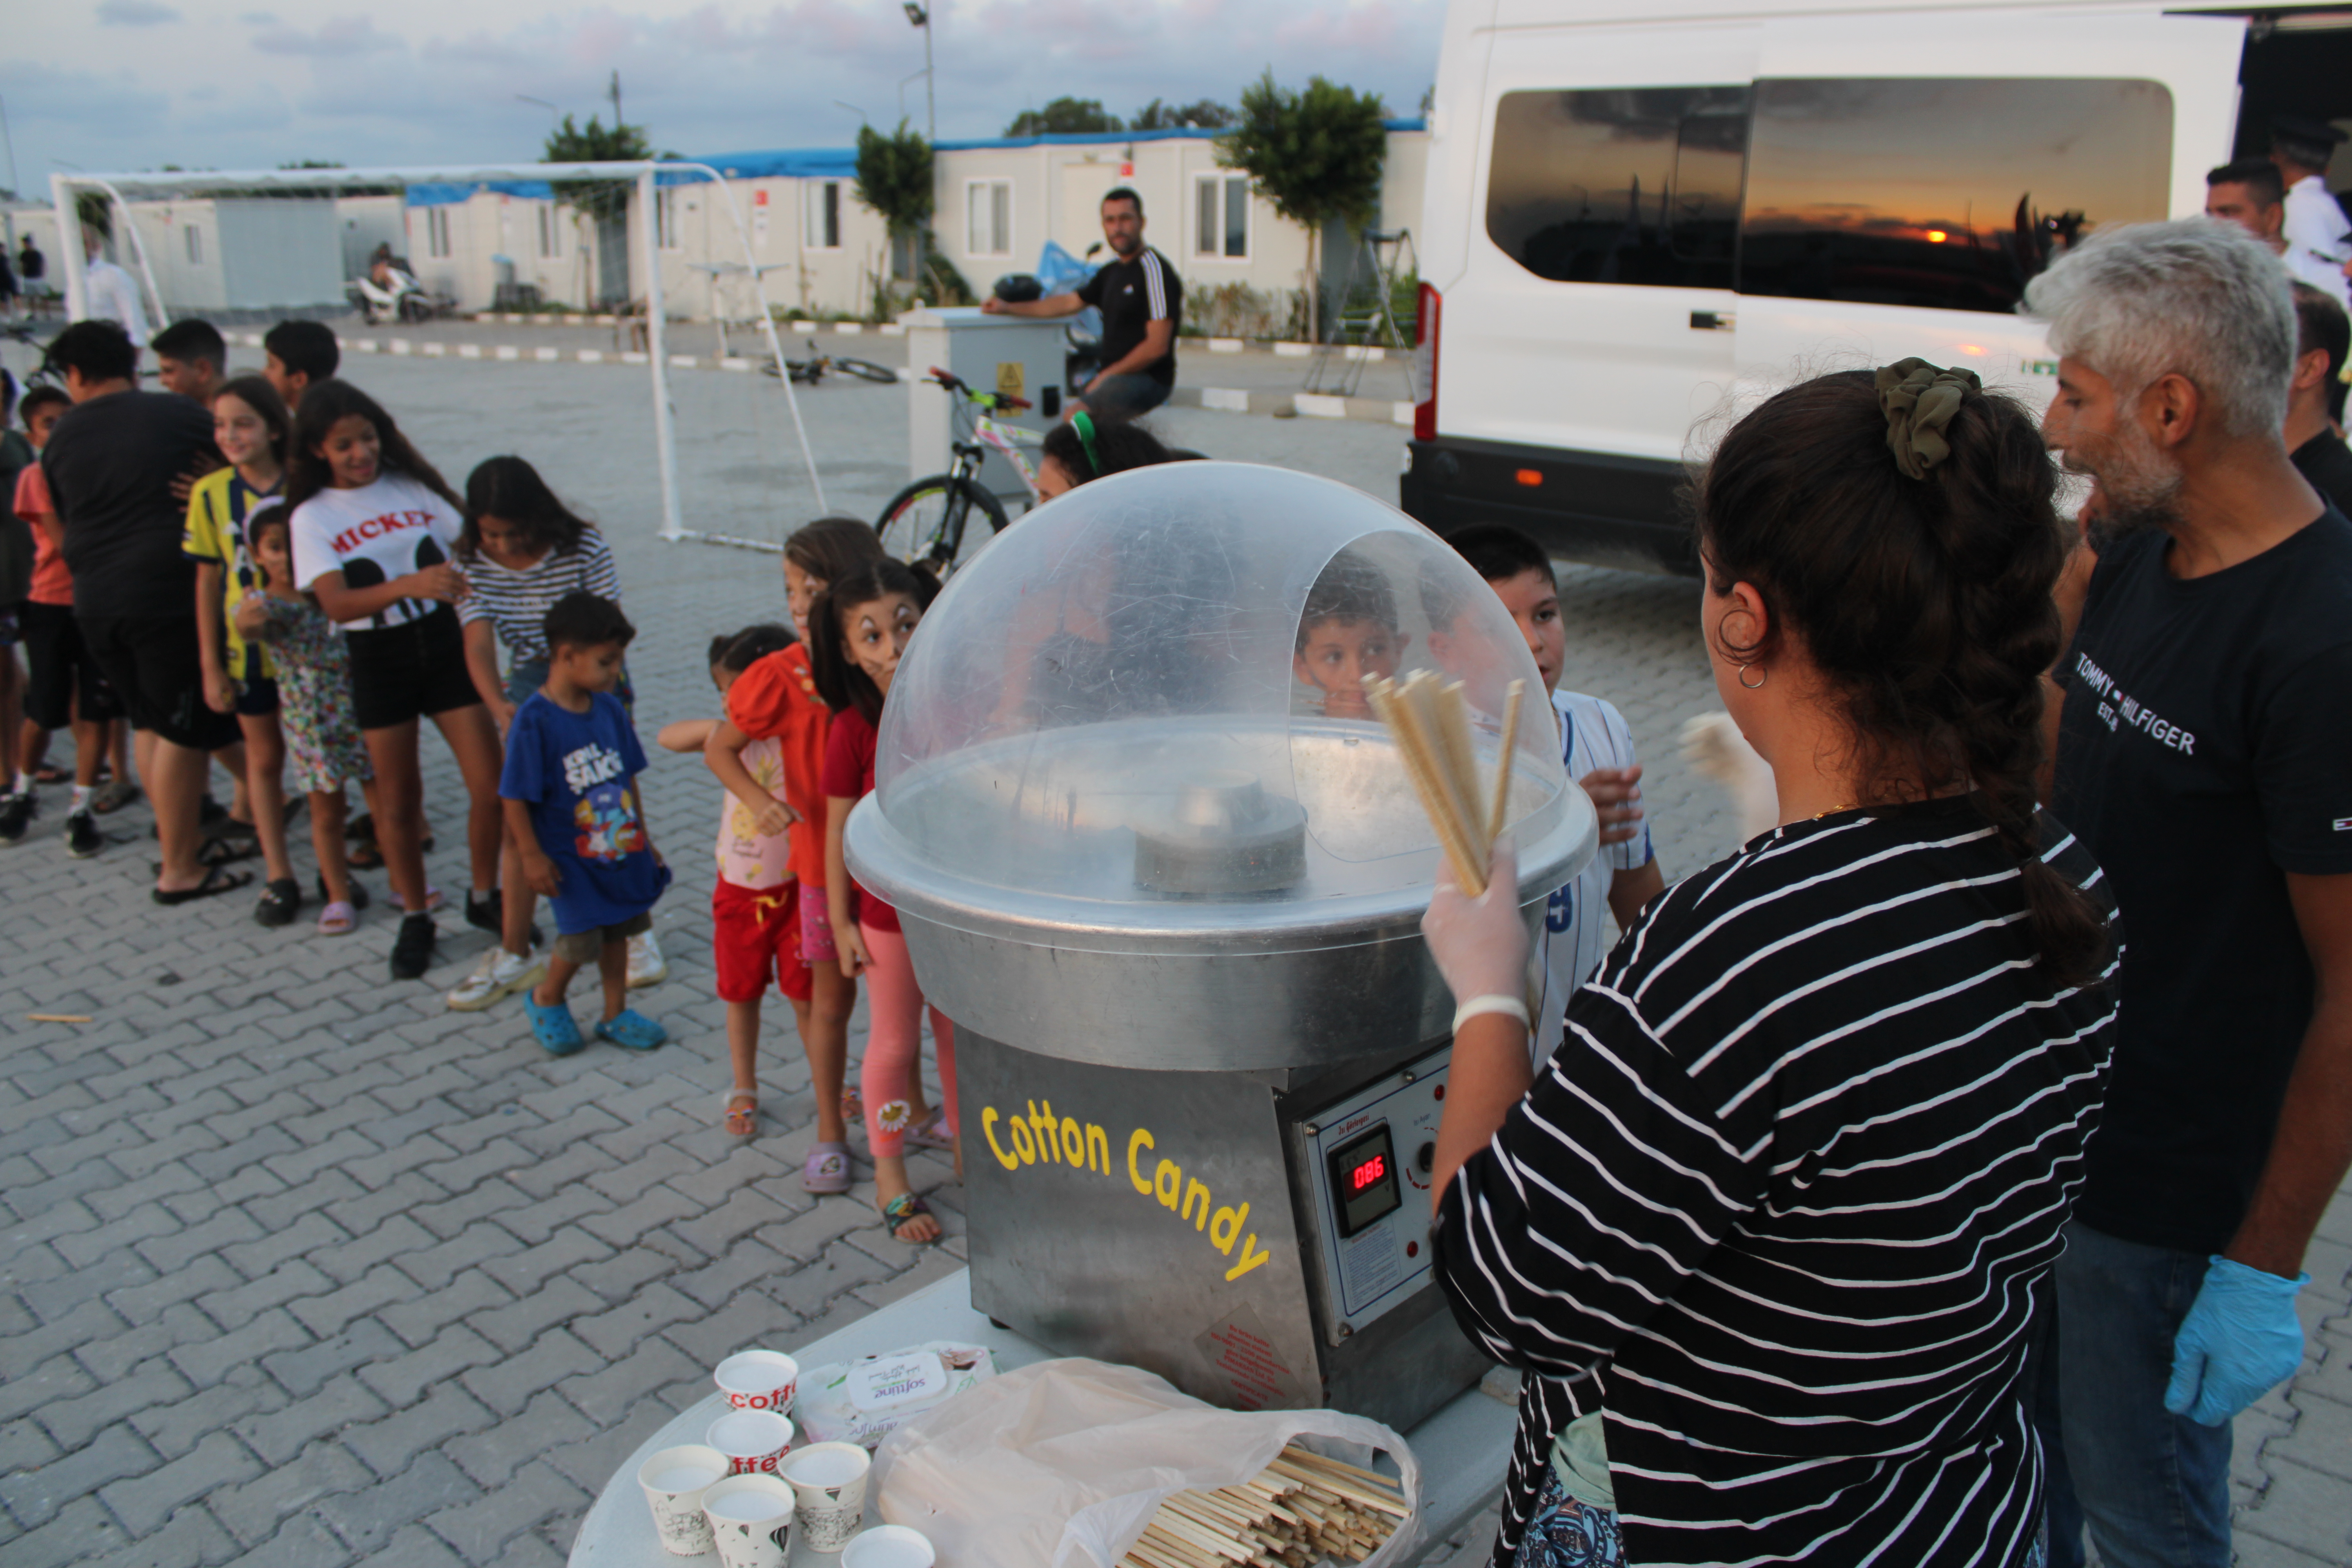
[{"xmin": 1690, "ymin": 311, "xmax": 1735, "ymax": 331}]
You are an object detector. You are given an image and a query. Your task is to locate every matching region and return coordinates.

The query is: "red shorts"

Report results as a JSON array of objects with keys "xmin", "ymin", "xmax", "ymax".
[{"xmin": 713, "ymin": 878, "xmax": 814, "ymax": 1005}]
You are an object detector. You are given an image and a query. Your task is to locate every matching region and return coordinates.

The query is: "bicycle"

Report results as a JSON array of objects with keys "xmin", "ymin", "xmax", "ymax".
[
  {"xmin": 876, "ymin": 367, "xmax": 1044, "ymax": 572},
  {"xmin": 761, "ymin": 338, "xmax": 901, "ymax": 387}
]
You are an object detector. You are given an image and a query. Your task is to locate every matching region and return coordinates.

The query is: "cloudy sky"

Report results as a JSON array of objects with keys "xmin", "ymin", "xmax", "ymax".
[{"xmin": 1, "ymin": 0, "xmax": 1444, "ymax": 190}]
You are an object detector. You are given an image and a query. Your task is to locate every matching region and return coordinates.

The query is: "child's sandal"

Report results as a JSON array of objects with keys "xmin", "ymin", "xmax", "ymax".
[
  {"xmin": 316, "ymin": 900, "xmax": 358, "ymax": 937},
  {"xmin": 724, "ymin": 1093, "xmax": 759, "ymax": 1138},
  {"xmin": 804, "ymin": 1141, "xmax": 853, "ymax": 1194},
  {"xmin": 881, "ymin": 1190, "xmax": 938, "ymax": 1244},
  {"xmin": 905, "ymin": 1109, "xmax": 956, "ymax": 1152}
]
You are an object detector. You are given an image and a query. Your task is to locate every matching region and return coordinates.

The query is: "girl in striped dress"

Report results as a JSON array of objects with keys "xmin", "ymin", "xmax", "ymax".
[
  {"xmin": 1422, "ymin": 365, "xmax": 2121, "ymax": 1568},
  {"xmin": 448, "ymin": 456, "xmax": 650, "ymax": 1011}
]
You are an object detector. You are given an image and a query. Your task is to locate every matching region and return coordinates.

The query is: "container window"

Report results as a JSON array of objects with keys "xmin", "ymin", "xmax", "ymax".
[
  {"xmin": 1195, "ymin": 173, "xmax": 1250, "ymax": 260},
  {"xmin": 183, "ymin": 225, "xmax": 202, "ymax": 265},
  {"xmin": 426, "ymin": 208, "xmax": 451, "ymax": 260},
  {"xmin": 966, "ymin": 179, "xmax": 1013, "ymax": 258},
  {"xmin": 1485, "ymin": 86, "xmax": 1750, "ymax": 289},
  {"xmin": 1740, "ymin": 78, "xmax": 2173, "ymax": 314},
  {"xmin": 806, "ymin": 181, "xmax": 842, "ymax": 250}
]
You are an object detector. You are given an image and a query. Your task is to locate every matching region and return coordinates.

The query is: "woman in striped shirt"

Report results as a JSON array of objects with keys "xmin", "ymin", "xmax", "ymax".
[
  {"xmin": 1424, "ymin": 364, "xmax": 2121, "ymax": 1567},
  {"xmin": 449, "ymin": 456, "xmax": 635, "ymax": 1012}
]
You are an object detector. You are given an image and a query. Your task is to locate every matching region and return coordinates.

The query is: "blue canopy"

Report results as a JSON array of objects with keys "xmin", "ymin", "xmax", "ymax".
[{"xmin": 405, "ymin": 180, "xmax": 557, "ymax": 207}]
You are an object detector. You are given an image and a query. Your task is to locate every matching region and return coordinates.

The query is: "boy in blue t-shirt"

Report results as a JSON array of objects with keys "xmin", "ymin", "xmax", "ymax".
[{"xmin": 501, "ymin": 590, "xmax": 671, "ymax": 1055}]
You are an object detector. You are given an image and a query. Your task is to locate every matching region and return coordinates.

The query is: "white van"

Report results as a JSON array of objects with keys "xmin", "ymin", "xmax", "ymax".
[{"xmin": 1400, "ymin": 0, "xmax": 2336, "ymax": 573}]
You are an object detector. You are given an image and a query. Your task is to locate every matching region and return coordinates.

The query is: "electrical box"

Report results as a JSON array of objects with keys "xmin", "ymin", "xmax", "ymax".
[{"xmin": 898, "ymin": 306, "xmax": 1067, "ymax": 505}]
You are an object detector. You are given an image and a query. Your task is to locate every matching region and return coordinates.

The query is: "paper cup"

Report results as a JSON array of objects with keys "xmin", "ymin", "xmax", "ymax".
[
  {"xmin": 702, "ymin": 1473, "xmax": 797, "ymax": 1568},
  {"xmin": 715, "ymin": 1349, "xmax": 801, "ymax": 1414},
  {"xmin": 779, "ymin": 1440, "xmax": 872, "ymax": 1552},
  {"xmin": 840, "ymin": 1524, "xmax": 936, "ymax": 1568},
  {"xmin": 637, "ymin": 1443, "xmax": 729, "ymax": 1555},
  {"xmin": 708, "ymin": 1408, "xmax": 795, "ymax": 1475}
]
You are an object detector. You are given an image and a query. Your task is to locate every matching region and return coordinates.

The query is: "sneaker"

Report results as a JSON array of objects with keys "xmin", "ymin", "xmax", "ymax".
[
  {"xmin": 446, "ymin": 945, "xmax": 545, "ymax": 1012},
  {"xmin": 390, "ymin": 913, "xmax": 437, "ymax": 980},
  {"xmin": 0, "ymin": 791, "xmax": 36, "ymax": 847},
  {"xmin": 626, "ymin": 929, "xmax": 667, "ymax": 989},
  {"xmin": 64, "ymin": 809, "xmax": 102, "ymax": 860}
]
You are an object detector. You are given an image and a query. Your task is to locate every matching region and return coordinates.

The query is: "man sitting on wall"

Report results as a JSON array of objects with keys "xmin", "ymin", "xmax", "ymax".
[{"xmin": 982, "ymin": 187, "xmax": 1182, "ymax": 420}]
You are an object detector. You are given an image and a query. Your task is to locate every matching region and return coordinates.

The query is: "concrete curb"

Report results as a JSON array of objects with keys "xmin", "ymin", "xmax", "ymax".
[{"xmin": 1168, "ymin": 385, "xmax": 1414, "ymax": 428}]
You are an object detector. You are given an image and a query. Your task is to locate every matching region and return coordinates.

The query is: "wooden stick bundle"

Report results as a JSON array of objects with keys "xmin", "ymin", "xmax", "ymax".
[
  {"xmin": 1118, "ymin": 1445, "xmax": 1411, "ymax": 1568},
  {"xmin": 1363, "ymin": 672, "xmax": 1524, "ymax": 897}
]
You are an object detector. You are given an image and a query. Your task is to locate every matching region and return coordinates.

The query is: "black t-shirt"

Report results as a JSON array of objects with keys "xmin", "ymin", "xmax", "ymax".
[
  {"xmin": 42, "ymin": 389, "xmax": 218, "ymax": 622},
  {"xmin": 2052, "ymin": 510, "xmax": 2352, "ymax": 1255},
  {"xmin": 1076, "ymin": 246, "xmax": 1181, "ymax": 387},
  {"xmin": 2292, "ymin": 429, "xmax": 2352, "ymax": 517}
]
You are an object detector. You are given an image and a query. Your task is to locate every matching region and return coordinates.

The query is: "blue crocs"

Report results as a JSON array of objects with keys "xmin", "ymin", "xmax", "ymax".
[
  {"xmin": 596, "ymin": 1008, "xmax": 668, "ymax": 1051},
  {"xmin": 524, "ymin": 993, "xmax": 585, "ymax": 1056}
]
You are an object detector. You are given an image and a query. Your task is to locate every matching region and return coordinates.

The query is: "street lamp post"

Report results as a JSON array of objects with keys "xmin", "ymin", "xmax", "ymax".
[{"xmin": 903, "ymin": 3, "xmax": 935, "ymax": 144}]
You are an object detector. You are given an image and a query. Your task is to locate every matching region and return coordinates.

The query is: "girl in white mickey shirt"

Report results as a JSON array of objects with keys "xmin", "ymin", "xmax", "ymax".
[{"xmin": 287, "ymin": 380, "xmax": 505, "ymax": 982}]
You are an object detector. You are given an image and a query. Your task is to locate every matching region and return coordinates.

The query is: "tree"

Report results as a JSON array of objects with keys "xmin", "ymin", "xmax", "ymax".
[
  {"xmin": 544, "ymin": 114, "xmax": 654, "ymax": 308},
  {"xmin": 1217, "ymin": 72, "xmax": 1388, "ymax": 342},
  {"xmin": 1003, "ymin": 98, "xmax": 1122, "ymax": 138},
  {"xmin": 855, "ymin": 120, "xmax": 935, "ymax": 287},
  {"xmin": 1132, "ymin": 98, "xmax": 1235, "ymax": 131}
]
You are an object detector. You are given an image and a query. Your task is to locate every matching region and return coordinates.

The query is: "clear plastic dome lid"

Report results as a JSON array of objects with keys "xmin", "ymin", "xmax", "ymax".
[{"xmin": 851, "ymin": 462, "xmax": 1583, "ymax": 954}]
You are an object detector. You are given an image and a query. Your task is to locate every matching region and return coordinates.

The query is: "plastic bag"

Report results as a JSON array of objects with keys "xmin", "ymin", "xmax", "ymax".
[{"xmin": 871, "ymin": 1357, "xmax": 1423, "ymax": 1568}]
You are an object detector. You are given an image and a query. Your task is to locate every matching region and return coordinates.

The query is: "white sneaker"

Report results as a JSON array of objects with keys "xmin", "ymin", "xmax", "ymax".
[
  {"xmin": 446, "ymin": 946, "xmax": 544, "ymax": 1012},
  {"xmin": 626, "ymin": 929, "xmax": 667, "ymax": 989}
]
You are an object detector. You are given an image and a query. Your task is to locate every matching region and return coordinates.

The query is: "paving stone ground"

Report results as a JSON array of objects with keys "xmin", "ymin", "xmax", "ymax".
[{"xmin": 0, "ymin": 341, "xmax": 2344, "ymax": 1566}]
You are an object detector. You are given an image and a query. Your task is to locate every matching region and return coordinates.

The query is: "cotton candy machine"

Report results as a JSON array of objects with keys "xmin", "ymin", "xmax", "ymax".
[{"xmin": 846, "ymin": 463, "xmax": 1595, "ymax": 1433}]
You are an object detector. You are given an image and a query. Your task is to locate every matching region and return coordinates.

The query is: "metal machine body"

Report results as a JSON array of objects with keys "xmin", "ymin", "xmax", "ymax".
[{"xmin": 960, "ymin": 1032, "xmax": 1486, "ymax": 1434}]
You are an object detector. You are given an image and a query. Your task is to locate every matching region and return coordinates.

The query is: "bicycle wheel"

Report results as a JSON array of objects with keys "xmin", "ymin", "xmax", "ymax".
[
  {"xmin": 836, "ymin": 357, "xmax": 900, "ymax": 385},
  {"xmin": 877, "ymin": 476, "xmax": 1011, "ymax": 574}
]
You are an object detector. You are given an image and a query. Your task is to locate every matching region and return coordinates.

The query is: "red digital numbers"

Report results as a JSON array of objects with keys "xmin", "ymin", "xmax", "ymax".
[{"xmin": 1350, "ymin": 1155, "xmax": 1387, "ymax": 1192}]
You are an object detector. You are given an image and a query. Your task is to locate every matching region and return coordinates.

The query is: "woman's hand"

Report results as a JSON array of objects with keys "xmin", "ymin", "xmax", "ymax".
[
  {"xmin": 835, "ymin": 920, "xmax": 871, "ymax": 979},
  {"xmin": 1421, "ymin": 837, "xmax": 1530, "ymax": 1005},
  {"xmin": 488, "ymin": 697, "xmax": 516, "ymax": 740},
  {"xmin": 401, "ymin": 563, "xmax": 469, "ymax": 604}
]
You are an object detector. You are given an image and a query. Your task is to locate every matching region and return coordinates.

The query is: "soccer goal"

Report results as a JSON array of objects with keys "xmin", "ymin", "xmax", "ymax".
[{"xmin": 48, "ymin": 161, "xmax": 831, "ymax": 549}]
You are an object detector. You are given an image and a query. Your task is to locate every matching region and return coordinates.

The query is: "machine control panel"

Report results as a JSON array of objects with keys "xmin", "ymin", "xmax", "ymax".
[{"xmin": 1297, "ymin": 1047, "xmax": 1451, "ymax": 1345}]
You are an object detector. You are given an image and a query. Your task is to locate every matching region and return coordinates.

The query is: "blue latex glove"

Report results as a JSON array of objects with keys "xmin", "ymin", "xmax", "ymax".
[{"xmin": 2163, "ymin": 1256, "xmax": 2308, "ymax": 1427}]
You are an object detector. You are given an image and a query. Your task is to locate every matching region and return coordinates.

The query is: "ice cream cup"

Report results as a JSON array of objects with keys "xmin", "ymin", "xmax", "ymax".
[
  {"xmin": 701, "ymin": 1473, "xmax": 797, "ymax": 1568},
  {"xmin": 715, "ymin": 1349, "xmax": 800, "ymax": 1414},
  {"xmin": 637, "ymin": 1443, "xmax": 729, "ymax": 1555},
  {"xmin": 779, "ymin": 1440, "xmax": 872, "ymax": 1552},
  {"xmin": 708, "ymin": 1408, "xmax": 795, "ymax": 1475}
]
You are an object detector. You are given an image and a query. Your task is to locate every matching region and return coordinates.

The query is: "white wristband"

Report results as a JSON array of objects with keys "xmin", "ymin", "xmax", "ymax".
[{"xmin": 1452, "ymin": 994, "xmax": 1530, "ymax": 1033}]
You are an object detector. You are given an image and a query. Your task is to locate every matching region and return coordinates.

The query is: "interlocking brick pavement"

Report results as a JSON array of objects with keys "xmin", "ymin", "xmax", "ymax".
[{"xmin": 0, "ymin": 345, "xmax": 2344, "ymax": 1567}]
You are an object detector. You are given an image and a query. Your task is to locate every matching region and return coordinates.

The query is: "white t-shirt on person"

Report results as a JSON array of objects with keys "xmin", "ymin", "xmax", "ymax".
[
  {"xmin": 1531, "ymin": 688, "xmax": 1657, "ymax": 1070},
  {"xmin": 84, "ymin": 258, "xmax": 151, "ymax": 347},
  {"xmin": 289, "ymin": 472, "xmax": 463, "ymax": 631}
]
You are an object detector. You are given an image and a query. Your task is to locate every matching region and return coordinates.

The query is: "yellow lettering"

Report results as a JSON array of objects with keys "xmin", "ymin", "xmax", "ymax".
[
  {"xmin": 1127, "ymin": 1128, "xmax": 1156, "ymax": 1193},
  {"xmin": 1210, "ymin": 1201, "xmax": 1249, "ymax": 1256},
  {"xmin": 1225, "ymin": 1233, "xmax": 1272, "ymax": 1282},
  {"xmin": 981, "ymin": 1108, "xmax": 1020, "ymax": 1172},
  {"xmin": 1059, "ymin": 1116, "xmax": 1085, "ymax": 1166},
  {"xmin": 1009, "ymin": 1112, "xmax": 1038, "ymax": 1165},
  {"xmin": 1182, "ymin": 1178, "xmax": 1211, "ymax": 1231},
  {"xmin": 1028, "ymin": 1100, "xmax": 1058, "ymax": 1153},
  {"xmin": 1155, "ymin": 1159, "xmax": 1182, "ymax": 1210},
  {"xmin": 1087, "ymin": 1123, "xmax": 1111, "ymax": 1176}
]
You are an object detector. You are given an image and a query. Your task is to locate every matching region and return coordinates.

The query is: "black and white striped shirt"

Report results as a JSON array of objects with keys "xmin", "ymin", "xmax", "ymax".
[
  {"xmin": 1434, "ymin": 797, "xmax": 2119, "ymax": 1567},
  {"xmin": 457, "ymin": 529, "xmax": 622, "ymax": 664}
]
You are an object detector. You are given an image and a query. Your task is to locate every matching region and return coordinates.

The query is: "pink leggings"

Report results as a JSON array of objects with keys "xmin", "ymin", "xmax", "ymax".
[{"xmin": 860, "ymin": 920, "xmax": 956, "ymax": 1157}]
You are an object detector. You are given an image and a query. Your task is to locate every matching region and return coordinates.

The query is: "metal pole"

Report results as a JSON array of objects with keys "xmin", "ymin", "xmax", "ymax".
[
  {"xmin": 924, "ymin": 13, "xmax": 936, "ymax": 145},
  {"xmin": 640, "ymin": 169, "xmax": 684, "ymax": 542},
  {"xmin": 52, "ymin": 174, "xmax": 85, "ymax": 322}
]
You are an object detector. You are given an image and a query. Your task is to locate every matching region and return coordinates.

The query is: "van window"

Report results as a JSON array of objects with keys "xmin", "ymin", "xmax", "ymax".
[
  {"xmin": 1740, "ymin": 78, "xmax": 2174, "ymax": 314},
  {"xmin": 1486, "ymin": 87, "xmax": 1750, "ymax": 289}
]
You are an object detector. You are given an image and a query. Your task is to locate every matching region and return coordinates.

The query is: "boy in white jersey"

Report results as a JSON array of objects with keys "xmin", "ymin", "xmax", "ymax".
[{"xmin": 1437, "ymin": 525, "xmax": 1666, "ymax": 1068}]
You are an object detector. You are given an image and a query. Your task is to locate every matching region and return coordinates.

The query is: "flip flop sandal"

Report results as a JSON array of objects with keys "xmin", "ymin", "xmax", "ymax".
[
  {"xmin": 348, "ymin": 834, "xmax": 434, "ymax": 869},
  {"xmin": 725, "ymin": 1094, "xmax": 759, "ymax": 1138},
  {"xmin": 881, "ymin": 1190, "xmax": 938, "ymax": 1244},
  {"xmin": 905, "ymin": 1109, "xmax": 957, "ymax": 1152},
  {"xmin": 317, "ymin": 875, "xmax": 372, "ymax": 910},
  {"xmin": 316, "ymin": 900, "xmax": 358, "ymax": 936},
  {"xmin": 254, "ymin": 878, "xmax": 301, "ymax": 928},
  {"xmin": 92, "ymin": 780, "xmax": 139, "ymax": 814},
  {"xmin": 31, "ymin": 764, "xmax": 69, "ymax": 786},
  {"xmin": 197, "ymin": 835, "xmax": 260, "ymax": 868},
  {"xmin": 152, "ymin": 865, "xmax": 255, "ymax": 906},
  {"xmin": 804, "ymin": 1141, "xmax": 853, "ymax": 1194}
]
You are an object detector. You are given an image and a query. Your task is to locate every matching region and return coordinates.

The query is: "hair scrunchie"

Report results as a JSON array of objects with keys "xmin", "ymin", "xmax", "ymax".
[{"xmin": 1875, "ymin": 357, "xmax": 1982, "ymax": 479}]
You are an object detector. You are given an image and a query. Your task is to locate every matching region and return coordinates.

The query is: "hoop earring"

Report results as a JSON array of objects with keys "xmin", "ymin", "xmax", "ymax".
[{"xmin": 1737, "ymin": 662, "xmax": 1768, "ymax": 690}]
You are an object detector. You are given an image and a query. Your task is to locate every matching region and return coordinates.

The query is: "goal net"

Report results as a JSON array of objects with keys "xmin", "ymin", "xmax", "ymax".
[{"xmin": 44, "ymin": 162, "xmax": 831, "ymax": 552}]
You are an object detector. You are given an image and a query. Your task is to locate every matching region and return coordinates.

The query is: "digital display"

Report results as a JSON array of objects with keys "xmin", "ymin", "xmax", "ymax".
[{"xmin": 1327, "ymin": 1125, "xmax": 1402, "ymax": 1239}]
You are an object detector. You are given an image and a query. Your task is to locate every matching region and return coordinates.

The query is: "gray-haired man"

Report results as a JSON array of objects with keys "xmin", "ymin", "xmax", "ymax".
[{"xmin": 2031, "ymin": 218, "xmax": 2352, "ymax": 1567}]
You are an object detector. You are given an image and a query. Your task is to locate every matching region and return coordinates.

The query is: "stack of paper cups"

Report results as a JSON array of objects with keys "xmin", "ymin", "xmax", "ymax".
[
  {"xmin": 702, "ymin": 1474, "xmax": 797, "ymax": 1568},
  {"xmin": 637, "ymin": 1444, "xmax": 729, "ymax": 1555},
  {"xmin": 715, "ymin": 1349, "xmax": 800, "ymax": 1413},
  {"xmin": 708, "ymin": 1409, "xmax": 795, "ymax": 1475},
  {"xmin": 779, "ymin": 1441, "xmax": 873, "ymax": 1551}
]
